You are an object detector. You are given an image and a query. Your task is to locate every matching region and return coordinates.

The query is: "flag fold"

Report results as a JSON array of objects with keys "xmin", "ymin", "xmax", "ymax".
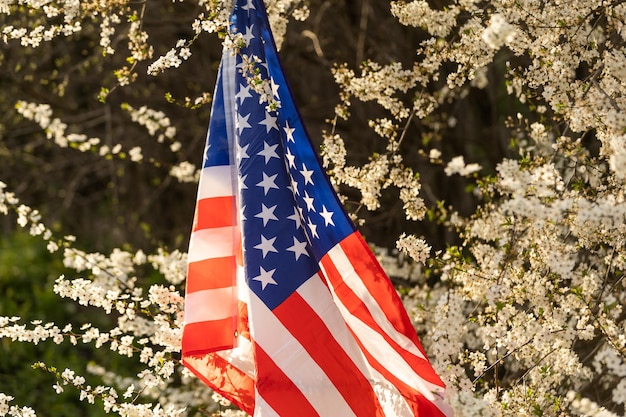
[{"xmin": 182, "ymin": 1, "xmax": 452, "ymax": 416}]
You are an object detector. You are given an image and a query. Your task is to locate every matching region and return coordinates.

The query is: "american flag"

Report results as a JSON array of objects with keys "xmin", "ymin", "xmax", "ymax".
[{"xmin": 182, "ymin": 0, "xmax": 452, "ymax": 415}]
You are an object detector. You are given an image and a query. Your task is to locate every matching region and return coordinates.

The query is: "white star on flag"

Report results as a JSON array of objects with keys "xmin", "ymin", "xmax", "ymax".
[
  {"xmin": 285, "ymin": 147, "xmax": 296, "ymax": 169},
  {"xmin": 306, "ymin": 218, "xmax": 318, "ymax": 238},
  {"xmin": 287, "ymin": 207, "xmax": 302, "ymax": 229},
  {"xmin": 303, "ymin": 191, "xmax": 315, "ymax": 212},
  {"xmin": 256, "ymin": 172, "xmax": 278, "ymax": 194},
  {"xmin": 284, "ymin": 121, "xmax": 295, "ymax": 142},
  {"xmin": 253, "ymin": 266, "xmax": 277, "ymax": 290},
  {"xmin": 300, "ymin": 163, "xmax": 314, "ymax": 185},
  {"xmin": 258, "ymin": 142, "xmax": 279, "ymax": 164},
  {"xmin": 254, "ymin": 235, "xmax": 278, "ymax": 258},
  {"xmin": 287, "ymin": 237, "xmax": 309, "ymax": 260},
  {"xmin": 240, "ymin": 174, "xmax": 248, "ymax": 189},
  {"xmin": 255, "ymin": 203, "xmax": 278, "ymax": 226},
  {"xmin": 271, "ymin": 77, "xmax": 280, "ymax": 97},
  {"xmin": 237, "ymin": 113, "xmax": 251, "ymax": 134},
  {"xmin": 259, "ymin": 111, "xmax": 278, "ymax": 132},
  {"xmin": 243, "ymin": 25, "xmax": 255, "ymax": 45},
  {"xmin": 237, "ymin": 143, "xmax": 250, "ymax": 160},
  {"xmin": 320, "ymin": 205, "xmax": 335, "ymax": 226},
  {"xmin": 241, "ymin": 0, "xmax": 255, "ymax": 12},
  {"xmin": 236, "ymin": 83, "xmax": 252, "ymax": 103}
]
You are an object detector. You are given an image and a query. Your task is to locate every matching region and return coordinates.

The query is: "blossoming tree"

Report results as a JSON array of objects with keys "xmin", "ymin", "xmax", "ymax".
[{"xmin": 1, "ymin": 0, "xmax": 626, "ymax": 416}]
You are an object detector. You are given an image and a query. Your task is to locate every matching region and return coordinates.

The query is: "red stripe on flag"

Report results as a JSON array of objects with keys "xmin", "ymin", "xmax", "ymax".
[
  {"xmin": 186, "ymin": 257, "xmax": 236, "ymax": 293},
  {"xmin": 194, "ymin": 196, "xmax": 235, "ymax": 231},
  {"xmin": 352, "ymin": 335, "xmax": 449, "ymax": 417},
  {"xmin": 321, "ymin": 233, "xmax": 444, "ymax": 387},
  {"xmin": 340, "ymin": 232, "xmax": 429, "ymax": 358},
  {"xmin": 273, "ymin": 291, "xmax": 385, "ymax": 417},
  {"xmin": 182, "ymin": 353, "xmax": 255, "ymax": 415},
  {"xmin": 255, "ymin": 344, "xmax": 320, "ymax": 417},
  {"xmin": 182, "ymin": 318, "xmax": 236, "ymax": 355},
  {"xmin": 320, "ymin": 252, "xmax": 444, "ymax": 387}
]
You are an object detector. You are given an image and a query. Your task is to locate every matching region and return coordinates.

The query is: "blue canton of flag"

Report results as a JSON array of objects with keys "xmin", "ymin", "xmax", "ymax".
[{"xmin": 232, "ymin": 2, "xmax": 354, "ymax": 310}]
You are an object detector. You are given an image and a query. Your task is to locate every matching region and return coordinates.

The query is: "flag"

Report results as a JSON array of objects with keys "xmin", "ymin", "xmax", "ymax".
[{"xmin": 182, "ymin": 0, "xmax": 452, "ymax": 415}]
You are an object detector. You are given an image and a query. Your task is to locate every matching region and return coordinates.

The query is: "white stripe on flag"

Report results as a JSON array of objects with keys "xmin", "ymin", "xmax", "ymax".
[
  {"xmin": 326, "ymin": 243, "xmax": 427, "ymax": 360},
  {"xmin": 295, "ymin": 275, "xmax": 371, "ymax": 374},
  {"xmin": 331, "ymin": 294, "xmax": 441, "ymax": 399},
  {"xmin": 184, "ymin": 287, "xmax": 237, "ymax": 324},
  {"xmin": 248, "ymin": 289, "xmax": 358, "ymax": 417},
  {"xmin": 367, "ymin": 365, "xmax": 415, "ymax": 416},
  {"xmin": 188, "ymin": 226, "xmax": 237, "ymax": 262},
  {"xmin": 198, "ymin": 165, "xmax": 236, "ymax": 199},
  {"xmin": 315, "ymin": 264, "xmax": 414, "ymax": 416},
  {"xmin": 323, "ymin": 244, "xmax": 447, "ymax": 397}
]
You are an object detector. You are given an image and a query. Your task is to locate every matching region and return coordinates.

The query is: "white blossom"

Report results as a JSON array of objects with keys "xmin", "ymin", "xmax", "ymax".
[
  {"xmin": 481, "ymin": 14, "xmax": 516, "ymax": 49},
  {"xmin": 444, "ymin": 155, "xmax": 482, "ymax": 177},
  {"xmin": 396, "ymin": 234, "xmax": 431, "ymax": 264}
]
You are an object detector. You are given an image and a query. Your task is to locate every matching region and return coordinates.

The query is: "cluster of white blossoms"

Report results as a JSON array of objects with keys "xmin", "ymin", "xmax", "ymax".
[
  {"xmin": 481, "ymin": 14, "xmax": 516, "ymax": 50},
  {"xmin": 443, "ymin": 156, "xmax": 482, "ymax": 177},
  {"xmin": 326, "ymin": 0, "xmax": 626, "ymax": 415},
  {"xmin": 322, "ymin": 115, "xmax": 427, "ymax": 222},
  {"xmin": 146, "ymin": 40, "xmax": 193, "ymax": 76},
  {"xmin": 149, "ymin": 0, "xmax": 308, "ymax": 77},
  {"xmin": 0, "ymin": 182, "xmax": 222, "ymax": 416},
  {"xmin": 1, "ymin": 21, "xmax": 81, "ymax": 47},
  {"xmin": 395, "ymin": 234, "xmax": 431, "ymax": 265},
  {"xmin": 0, "ymin": 393, "xmax": 36, "ymax": 417},
  {"xmin": 122, "ymin": 104, "xmax": 178, "ymax": 146},
  {"xmin": 333, "ymin": 62, "xmax": 416, "ymax": 119},
  {"xmin": 15, "ymin": 100, "xmax": 201, "ymax": 183},
  {"xmin": 390, "ymin": 1, "xmax": 459, "ymax": 38}
]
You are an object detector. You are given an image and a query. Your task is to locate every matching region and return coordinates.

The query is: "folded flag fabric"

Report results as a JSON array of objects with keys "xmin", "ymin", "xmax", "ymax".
[{"xmin": 182, "ymin": 0, "xmax": 452, "ymax": 415}]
